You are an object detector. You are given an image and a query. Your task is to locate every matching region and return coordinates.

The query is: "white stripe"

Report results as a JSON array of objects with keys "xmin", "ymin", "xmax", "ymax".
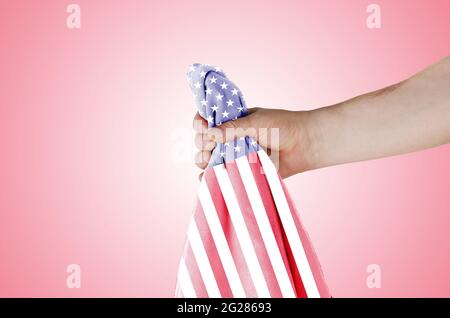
[
  {"xmin": 257, "ymin": 150, "xmax": 320, "ymax": 298},
  {"xmin": 213, "ymin": 164, "xmax": 271, "ymax": 298},
  {"xmin": 236, "ymin": 156, "xmax": 296, "ymax": 298},
  {"xmin": 177, "ymin": 257, "xmax": 197, "ymax": 298},
  {"xmin": 198, "ymin": 179, "xmax": 247, "ymax": 297},
  {"xmin": 175, "ymin": 281, "xmax": 181, "ymax": 298},
  {"xmin": 187, "ymin": 220, "xmax": 222, "ymax": 298}
]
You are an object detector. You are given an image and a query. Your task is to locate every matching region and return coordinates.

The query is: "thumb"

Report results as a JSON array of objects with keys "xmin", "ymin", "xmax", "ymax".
[{"xmin": 206, "ymin": 115, "xmax": 258, "ymax": 143}]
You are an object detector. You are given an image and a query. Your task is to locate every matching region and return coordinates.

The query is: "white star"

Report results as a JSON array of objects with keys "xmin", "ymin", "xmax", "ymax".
[
  {"xmin": 234, "ymin": 145, "xmax": 241, "ymax": 153},
  {"xmin": 206, "ymin": 115, "xmax": 214, "ymax": 124},
  {"xmin": 220, "ymin": 82, "xmax": 228, "ymax": 90},
  {"xmin": 194, "ymin": 82, "xmax": 201, "ymax": 89},
  {"xmin": 200, "ymin": 99, "xmax": 207, "ymax": 106},
  {"xmin": 200, "ymin": 71, "xmax": 207, "ymax": 78},
  {"xmin": 205, "ymin": 87, "xmax": 213, "ymax": 95},
  {"xmin": 210, "ymin": 76, "xmax": 217, "ymax": 84},
  {"xmin": 215, "ymin": 67, "xmax": 222, "ymax": 72},
  {"xmin": 189, "ymin": 65, "xmax": 196, "ymax": 72},
  {"xmin": 231, "ymin": 88, "xmax": 239, "ymax": 95},
  {"xmin": 222, "ymin": 110, "xmax": 229, "ymax": 118},
  {"xmin": 220, "ymin": 152, "xmax": 226, "ymax": 157},
  {"xmin": 237, "ymin": 106, "xmax": 244, "ymax": 112},
  {"xmin": 216, "ymin": 93, "xmax": 224, "ymax": 101},
  {"xmin": 226, "ymin": 99, "xmax": 234, "ymax": 107},
  {"xmin": 211, "ymin": 105, "xmax": 219, "ymax": 112},
  {"xmin": 251, "ymin": 139, "xmax": 257, "ymax": 146},
  {"xmin": 239, "ymin": 137, "xmax": 245, "ymax": 141},
  {"xmin": 224, "ymin": 142, "xmax": 230, "ymax": 147}
]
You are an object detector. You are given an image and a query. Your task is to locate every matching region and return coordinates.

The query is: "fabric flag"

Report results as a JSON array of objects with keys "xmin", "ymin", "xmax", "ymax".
[{"xmin": 176, "ymin": 64, "xmax": 330, "ymax": 298}]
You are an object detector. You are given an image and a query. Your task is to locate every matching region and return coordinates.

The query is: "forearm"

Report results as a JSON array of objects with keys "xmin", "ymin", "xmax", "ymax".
[{"xmin": 305, "ymin": 55, "xmax": 450, "ymax": 171}]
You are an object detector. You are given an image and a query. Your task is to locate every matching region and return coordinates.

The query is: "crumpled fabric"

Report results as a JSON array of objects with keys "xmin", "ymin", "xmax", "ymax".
[{"xmin": 176, "ymin": 64, "xmax": 330, "ymax": 298}]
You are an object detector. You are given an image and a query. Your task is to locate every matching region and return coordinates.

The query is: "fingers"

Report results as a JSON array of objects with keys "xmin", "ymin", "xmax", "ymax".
[
  {"xmin": 193, "ymin": 112, "xmax": 208, "ymax": 133},
  {"xmin": 193, "ymin": 111, "xmax": 214, "ymax": 148},
  {"xmin": 195, "ymin": 132, "xmax": 216, "ymax": 151},
  {"xmin": 207, "ymin": 114, "xmax": 257, "ymax": 143},
  {"xmin": 194, "ymin": 108, "xmax": 262, "ymax": 144},
  {"xmin": 194, "ymin": 151, "xmax": 211, "ymax": 169},
  {"xmin": 193, "ymin": 112, "xmax": 214, "ymax": 174},
  {"xmin": 193, "ymin": 109, "xmax": 262, "ymax": 177}
]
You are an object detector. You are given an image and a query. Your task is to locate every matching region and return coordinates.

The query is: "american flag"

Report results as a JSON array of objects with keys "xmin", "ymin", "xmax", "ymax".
[{"xmin": 176, "ymin": 64, "xmax": 330, "ymax": 298}]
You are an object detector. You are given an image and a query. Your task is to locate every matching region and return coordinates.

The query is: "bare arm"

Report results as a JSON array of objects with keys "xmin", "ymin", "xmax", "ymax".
[
  {"xmin": 194, "ymin": 55, "xmax": 450, "ymax": 178},
  {"xmin": 308, "ymin": 55, "xmax": 450, "ymax": 171}
]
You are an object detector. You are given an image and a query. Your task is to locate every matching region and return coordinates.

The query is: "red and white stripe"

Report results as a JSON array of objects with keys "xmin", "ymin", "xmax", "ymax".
[{"xmin": 176, "ymin": 150, "xmax": 329, "ymax": 298}]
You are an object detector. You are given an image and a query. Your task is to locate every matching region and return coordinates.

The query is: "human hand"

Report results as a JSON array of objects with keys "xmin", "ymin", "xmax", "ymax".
[
  {"xmin": 193, "ymin": 107, "xmax": 316, "ymax": 179},
  {"xmin": 193, "ymin": 55, "xmax": 450, "ymax": 181}
]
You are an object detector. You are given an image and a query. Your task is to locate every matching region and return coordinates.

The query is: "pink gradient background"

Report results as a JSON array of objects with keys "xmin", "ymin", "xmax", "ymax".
[{"xmin": 1, "ymin": 0, "xmax": 449, "ymax": 297}]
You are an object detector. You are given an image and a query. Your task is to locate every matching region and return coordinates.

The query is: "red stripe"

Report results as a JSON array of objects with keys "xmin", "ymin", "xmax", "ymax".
[
  {"xmin": 184, "ymin": 242, "xmax": 208, "ymax": 297},
  {"xmin": 179, "ymin": 150, "xmax": 328, "ymax": 298},
  {"xmin": 194, "ymin": 203, "xmax": 234, "ymax": 298},
  {"xmin": 279, "ymin": 223, "xmax": 308, "ymax": 297},
  {"xmin": 248, "ymin": 151, "xmax": 307, "ymax": 297},
  {"xmin": 278, "ymin": 174, "xmax": 331, "ymax": 298},
  {"xmin": 204, "ymin": 167, "xmax": 257, "ymax": 297},
  {"xmin": 225, "ymin": 160, "xmax": 283, "ymax": 297}
]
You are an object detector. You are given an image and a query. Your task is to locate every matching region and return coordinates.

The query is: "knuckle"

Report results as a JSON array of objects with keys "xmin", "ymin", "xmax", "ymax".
[
  {"xmin": 223, "ymin": 122, "xmax": 237, "ymax": 137},
  {"xmin": 194, "ymin": 151, "xmax": 202, "ymax": 164},
  {"xmin": 194, "ymin": 133, "xmax": 204, "ymax": 149},
  {"xmin": 204, "ymin": 140, "xmax": 216, "ymax": 151},
  {"xmin": 193, "ymin": 118, "xmax": 207, "ymax": 133},
  {"xmin": 194, "ymin": 151, "xmax": 210, "ymax": 168}
]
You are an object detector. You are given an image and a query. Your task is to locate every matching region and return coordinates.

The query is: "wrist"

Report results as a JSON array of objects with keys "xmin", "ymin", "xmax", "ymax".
[
  {"xmin": 291, "ymin": 109, "xmax": 324, "ymax": 173},
  {"xmin": 296, "ymin": 106, "xmax": 333, "ymax": 172}
]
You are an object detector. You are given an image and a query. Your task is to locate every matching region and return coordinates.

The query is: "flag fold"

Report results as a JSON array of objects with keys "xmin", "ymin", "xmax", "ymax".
[{"xmin": 176, "ymin": 64, "xmax": 330, "ymax": 298}]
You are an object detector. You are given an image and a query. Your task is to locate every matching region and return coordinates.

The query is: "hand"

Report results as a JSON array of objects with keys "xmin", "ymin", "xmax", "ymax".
[
  {"xmin": 193, "ymin": 108, "xmax": 316, "ymax": 179},
  {"xmin": 193, "ymin": 55, "xmax": 450, "ymax": 181}
]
